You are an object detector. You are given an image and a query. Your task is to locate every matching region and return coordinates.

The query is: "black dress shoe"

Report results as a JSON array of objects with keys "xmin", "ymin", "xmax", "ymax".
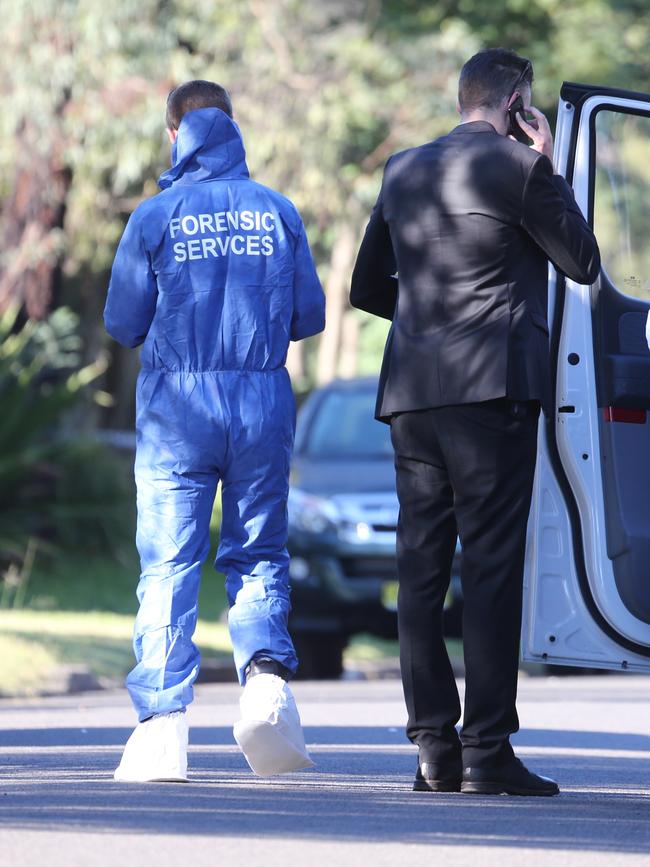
[
  {"xmin": 413, "ymin": 761, "xmax": 462, "ymax": 793},
  {"xmin": 245, "ymin": 656, "xmax": 292, "ymax": 681},
  {"xmin": 461, "ymin": 757, "xmax": 559, "ymax": 796}
]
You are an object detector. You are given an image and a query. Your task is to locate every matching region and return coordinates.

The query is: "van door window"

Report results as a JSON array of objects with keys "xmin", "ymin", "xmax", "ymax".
[
  {"xmin": 594, "ymin": 110, "xmax": 650, "ymax": 301},
  {"xmin": 591, "ymin": 107, "xmax": 650, "ymax": 625}
]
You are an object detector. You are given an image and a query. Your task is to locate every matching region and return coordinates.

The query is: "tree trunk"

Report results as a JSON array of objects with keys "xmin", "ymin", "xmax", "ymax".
[
  {"xmin": 0, "ymin": 113, "xmax": 71, "ymax": 320},
  {"xmin": 316, "ymin": 224, "xmax": 356, "ymax": 385},
  {"xmin": 338, "ymin": 310, "xmax": 359, "ymax": 379}
]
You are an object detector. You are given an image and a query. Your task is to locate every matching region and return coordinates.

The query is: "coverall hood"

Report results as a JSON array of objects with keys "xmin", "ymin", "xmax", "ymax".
[{"xmin": 159, "ymin": 107, "xmax": 250, "ymax": 189}]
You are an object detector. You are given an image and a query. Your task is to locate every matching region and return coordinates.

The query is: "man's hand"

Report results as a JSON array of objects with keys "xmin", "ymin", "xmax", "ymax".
[{"xmin": 516, "ymin": 106, "xmax": 554, "ymax": 160}]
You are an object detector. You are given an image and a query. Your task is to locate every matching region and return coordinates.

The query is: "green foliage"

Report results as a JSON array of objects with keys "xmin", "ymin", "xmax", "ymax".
[
  {"xmin": 1, "ymin": 0, "xmax": 477, "ymax": 388},
  {"xmin": 1, "ymin": 0, "xmax": 648, "ymax": 628},
  {"xmin": 356, "ymin": 312, "xmax": 391, "ymax": 377},
  {"xmin": 2, "ymin": 0, "xmax": 650, "ymax": 390},
  {"xmin": 378, "ymin": 0, "xmax": 555, "ymax": 50},
  {"xmin": 0, "ymin": 306, "xmax": 130, "ymax": 576},
  {"xmin": 593, "ymin": 111, "xmax": 650, "ymax": 299}
]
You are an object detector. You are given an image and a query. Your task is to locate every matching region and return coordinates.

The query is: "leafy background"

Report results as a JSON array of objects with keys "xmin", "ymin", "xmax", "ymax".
[{"xmin": 0, "ymin": 0, "xmax": 648, "ymax": 690}]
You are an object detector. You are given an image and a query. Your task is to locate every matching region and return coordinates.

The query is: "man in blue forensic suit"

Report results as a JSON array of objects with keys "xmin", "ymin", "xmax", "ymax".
[{"xmin": 105, "ymin": 80, "xmax": 325, "ymax": 782}]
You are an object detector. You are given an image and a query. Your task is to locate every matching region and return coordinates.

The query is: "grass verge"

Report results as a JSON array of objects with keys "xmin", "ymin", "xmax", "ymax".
[
  {"xmin": 0, "ymin": 610, "xmax": 234, "ymax": 697},
  {"xmin": 344, "ymin": 634, "xmax": 463, "ymax": 672},
  {"xmin": 0, "ymin": 614, "xmax": 461, "ymax": 697},
  {"xmin": 1, "ymin": 612, "xmax": 460, "ymax": 697},
  {"xmin": 2, "ymin": 541, "xmax": 462, "ymax": 696}
]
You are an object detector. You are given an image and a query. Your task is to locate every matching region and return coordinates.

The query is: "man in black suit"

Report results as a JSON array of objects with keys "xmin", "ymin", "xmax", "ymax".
[{"xmin": 350, "ymin": 48, "xmax": 600, "ymax": 796}]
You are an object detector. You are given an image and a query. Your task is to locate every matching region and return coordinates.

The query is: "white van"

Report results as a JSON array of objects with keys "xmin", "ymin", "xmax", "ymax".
[{"xmin": 522, "ymin": 82, "xmax": 650, "ymax": 672}]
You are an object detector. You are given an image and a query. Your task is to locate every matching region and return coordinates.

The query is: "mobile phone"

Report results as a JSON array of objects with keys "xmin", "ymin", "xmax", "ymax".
[{"xmin": 508, "ymin": 94, "xmax": 530, "ymax": 144}]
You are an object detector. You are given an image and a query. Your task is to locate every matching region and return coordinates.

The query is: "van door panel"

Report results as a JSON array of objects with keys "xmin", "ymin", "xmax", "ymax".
[{"xmin": 522, "ymin": 83, "xmax": 650, "ymax": 670}]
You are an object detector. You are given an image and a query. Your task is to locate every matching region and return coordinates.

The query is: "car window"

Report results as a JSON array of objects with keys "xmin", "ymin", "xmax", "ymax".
[
  {"xmin": 303, "ymin": 390, "xmax": 393, "ymax": 458},
  {"xmin": 594, "ymin": 109, "xmax": 650, "ymax": 299}
]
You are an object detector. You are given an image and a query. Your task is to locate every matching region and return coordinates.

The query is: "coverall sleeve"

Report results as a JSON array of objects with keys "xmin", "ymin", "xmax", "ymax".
[
  {"xmin": 104, "ymin": 210, "xmax": 158, "ymax": 349},
  {"xmin": 290, "ymin": 222, "xmax": 326, "ymax": 341},
  {"xmin": 521, "ymin": 155, "xmax": 601, "ymax": 285}
]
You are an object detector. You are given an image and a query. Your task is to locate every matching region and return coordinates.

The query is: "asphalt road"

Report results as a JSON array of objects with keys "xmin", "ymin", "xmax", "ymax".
[{"xmin": 1, "ymin": 675, "xmax": 650, "ymax": 866}]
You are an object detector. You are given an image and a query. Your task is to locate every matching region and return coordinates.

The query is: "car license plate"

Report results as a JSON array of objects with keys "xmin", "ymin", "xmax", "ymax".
[{"xmin": 381, "ymin": 581, "xmax": 398, "ymax": 611}]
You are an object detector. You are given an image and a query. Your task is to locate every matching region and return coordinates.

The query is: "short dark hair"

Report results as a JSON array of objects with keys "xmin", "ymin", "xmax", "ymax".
[
  {"xmin": 165, "ymin": 80, "xmax": 233, "ymax": 130},
  {"xmin": 458, "ymin": 49, "xmax": 533, "ymax": 113}
]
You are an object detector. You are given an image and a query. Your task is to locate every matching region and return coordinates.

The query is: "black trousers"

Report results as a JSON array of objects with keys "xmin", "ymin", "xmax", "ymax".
[{"xmin": 390, "ymin": 398, "xmax": 540, "ymax": 767}]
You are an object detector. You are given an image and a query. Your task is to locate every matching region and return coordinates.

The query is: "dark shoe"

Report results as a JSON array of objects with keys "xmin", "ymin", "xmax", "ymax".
[
  {"xmin": 461, "ymin": 756, "xmax": 559, "ymax": 796},
  {"xmin": 413, "ymin": 761, "xmax": 462, "ymax": 793},
  {"xmin": 245, "ymin": 656, "xmax": 292, "ymax": 682}
]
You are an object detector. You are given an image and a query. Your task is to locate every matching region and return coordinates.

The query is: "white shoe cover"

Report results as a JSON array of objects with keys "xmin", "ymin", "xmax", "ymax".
[
  {"xmin": 233, "ymin": 674, "xmax": 314, "ymax": 777},
  {"xmin": 114, "ymin": 710, "xmax": 189, "ymax": 783}
]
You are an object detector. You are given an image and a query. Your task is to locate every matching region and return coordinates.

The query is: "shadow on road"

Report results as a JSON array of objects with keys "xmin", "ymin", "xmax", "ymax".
[
  {"xmin": 1, "ymin": 725, "xmax": 649, "ymax": 853},
  {"xmin": 3, "ymin": 725, "xmax": 650, "ymax": 750}
]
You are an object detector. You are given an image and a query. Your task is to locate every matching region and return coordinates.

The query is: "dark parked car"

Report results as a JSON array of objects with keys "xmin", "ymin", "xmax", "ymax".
[{"xmin": 288, "ymin": 377, "xmax": 461, "ymax": 679}]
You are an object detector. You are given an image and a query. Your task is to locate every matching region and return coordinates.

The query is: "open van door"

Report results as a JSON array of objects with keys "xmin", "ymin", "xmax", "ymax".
[{"xmin": 522, "ymin": 82, "xmax": 650, "ymax": 671}]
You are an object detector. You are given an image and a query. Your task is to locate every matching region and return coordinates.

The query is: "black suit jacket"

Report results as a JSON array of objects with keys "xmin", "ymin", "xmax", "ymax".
[{"xmin": 350, "ymin": 121, "xmax": 601, "ymax": 419}]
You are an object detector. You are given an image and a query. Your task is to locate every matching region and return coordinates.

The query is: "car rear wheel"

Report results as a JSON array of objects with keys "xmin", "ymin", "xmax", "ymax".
[{"xmin": 292, "ymin": 631, "xmax": 346, "ymax": 680}]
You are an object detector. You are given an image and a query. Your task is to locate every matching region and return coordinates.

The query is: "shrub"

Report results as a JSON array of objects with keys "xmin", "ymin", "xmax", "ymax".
[{"xmin": 0, "ymin": 305, "xmax": 132, "ymax": 603}]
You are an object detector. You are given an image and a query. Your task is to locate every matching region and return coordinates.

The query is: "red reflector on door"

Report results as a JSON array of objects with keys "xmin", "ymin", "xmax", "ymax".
[{"xmin": 604, "ymin": 407, "xmax": 647, "ymax": 424}]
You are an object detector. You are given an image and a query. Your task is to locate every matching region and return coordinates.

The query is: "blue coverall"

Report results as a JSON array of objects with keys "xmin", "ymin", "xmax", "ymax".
[{"xmin": 104, "ymin": 108, "xmax": 325, "ymax": 721}]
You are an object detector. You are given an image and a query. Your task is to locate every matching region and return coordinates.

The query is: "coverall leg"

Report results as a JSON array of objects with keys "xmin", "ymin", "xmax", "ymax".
[
  {"xmin": 126, "ymin": 372, "xmax": 222, "ymax": 722},
  {"xmin": 126, "ymin": 370, "xmax": 298, "ymax": 720},
  {"xmin": 218, "ymin": 370, "xmax": 299, "ymax": 683},
  {"xmin": 128, "ymin": 465, "xmax": 217, "ymax": 722}
]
